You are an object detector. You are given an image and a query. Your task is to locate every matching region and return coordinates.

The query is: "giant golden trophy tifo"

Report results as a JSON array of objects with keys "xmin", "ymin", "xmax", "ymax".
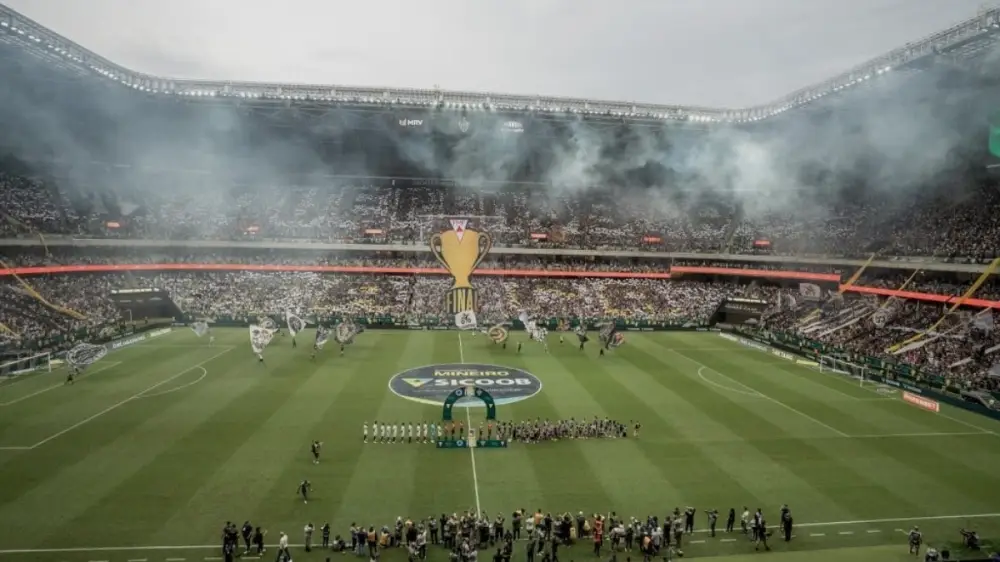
[{"xmin": 430, "ymin": 219, "xmax": 492, "ymax": 315}]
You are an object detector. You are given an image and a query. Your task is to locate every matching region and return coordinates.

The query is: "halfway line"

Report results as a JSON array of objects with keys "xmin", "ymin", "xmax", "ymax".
[{"xmin": 457, "ymin": 332, "xmax": 481, "ymax": 516}]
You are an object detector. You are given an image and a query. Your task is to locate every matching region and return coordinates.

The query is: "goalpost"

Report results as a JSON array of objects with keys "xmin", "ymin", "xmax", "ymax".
[
  {"xmin": 0, "ymin": 351, "xmax": 55, "ymax": 379},
  {"xmin": 818, "ymin": 355, "xmax": 868, "ymax": 387}
]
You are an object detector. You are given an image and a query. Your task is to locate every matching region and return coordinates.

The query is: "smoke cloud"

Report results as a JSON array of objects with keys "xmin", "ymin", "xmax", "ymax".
[{"xmin": 0, "ymin": 40, "xmax": 996, "ymax": 245}]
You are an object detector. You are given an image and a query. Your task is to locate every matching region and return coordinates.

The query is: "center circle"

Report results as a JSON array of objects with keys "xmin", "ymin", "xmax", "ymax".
[{"xmin": 388, "ymin": 363, "xmax": 543, "ymax": 407}]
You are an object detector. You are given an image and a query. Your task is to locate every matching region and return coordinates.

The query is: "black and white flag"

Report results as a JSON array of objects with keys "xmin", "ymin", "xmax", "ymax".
[
  {"xmin": 315, "ymin": 325, "xmax": 331, "ymax": 349},
  {"xmin": 335, "ymin": 321, "xmax": 359, "ymax": 344},
  {"xmin": 249, "ymin": 325, "xmax": 275, "ymax": 355},
  {"xmin": 455, "ymin": 311, "xmax": 478, "ymax": 330},
  {"xmin": 66, "ymin": 343, "xmax": 108, "ymax": 367},
  {"xmin": 286, "ymin": 311, "xmax": 306, "ymax": 337}
]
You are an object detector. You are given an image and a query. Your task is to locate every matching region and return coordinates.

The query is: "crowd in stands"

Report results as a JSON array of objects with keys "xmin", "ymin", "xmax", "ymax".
[
  {"xmin": 3, "ymin": 169, "xmax": 1000, "ymax": 260},
  {"xmin": 763, "ymin": 294, "xmax": 999, "ymax": 394}
]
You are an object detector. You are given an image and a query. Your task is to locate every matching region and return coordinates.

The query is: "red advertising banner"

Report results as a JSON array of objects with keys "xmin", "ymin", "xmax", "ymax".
[
  {"xmin": 0, "ymin": 264, "xmax": 672, "ymax": 280},
  {"xmin": 530, "ymin": 233, "xmax": 548, "ymax": 240},
  {"xmin": 642, "ymin": 236, "xmax": 662, "ymax": 243},
  {"xmin": 363, "ymin": 228, "xmax": 385, "ymax": 235},
  {"xmin": 670, "ymin": 266, "xmax": 840, "ymax": 282}
]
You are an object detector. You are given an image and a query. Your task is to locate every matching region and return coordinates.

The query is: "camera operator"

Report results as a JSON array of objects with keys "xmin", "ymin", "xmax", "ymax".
[{"xmin": 960, "ymin": 528, "xmax": 980, "ymax": 550}]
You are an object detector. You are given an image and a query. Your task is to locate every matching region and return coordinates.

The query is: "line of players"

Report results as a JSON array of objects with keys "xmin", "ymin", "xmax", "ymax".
[{"xmin": 361, "ymin": 418, "xmax": 642, "ymax": 444}]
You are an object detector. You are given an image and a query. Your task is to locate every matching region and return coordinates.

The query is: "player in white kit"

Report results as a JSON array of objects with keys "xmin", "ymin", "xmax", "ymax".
[{"xmin": 363, "ymin": 422, "xmax": 368, "ymax": 443}]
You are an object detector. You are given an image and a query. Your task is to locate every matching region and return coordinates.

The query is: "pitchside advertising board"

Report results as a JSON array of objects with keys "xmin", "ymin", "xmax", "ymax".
[{"xmin": 389, "ymin": 363, "xmax": 542, "ymax": 406}]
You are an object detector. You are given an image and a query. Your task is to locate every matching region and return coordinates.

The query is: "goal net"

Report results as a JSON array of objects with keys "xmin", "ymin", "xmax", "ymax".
[
  {"xmin": 818, "ymin": 355, "xmax": 871, "ymax": 387},
  {"xmin": 0, "ymin": 351, "xmax": 54, "ymax": 379}
]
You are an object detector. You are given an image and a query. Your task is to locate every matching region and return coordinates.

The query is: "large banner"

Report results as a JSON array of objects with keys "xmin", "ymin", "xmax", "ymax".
[{"xmin": 430, "ymin": 220, "xmax": 492, "ymax": 316}]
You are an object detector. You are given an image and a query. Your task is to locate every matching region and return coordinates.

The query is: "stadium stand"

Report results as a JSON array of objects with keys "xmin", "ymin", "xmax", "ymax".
[{"xmin": 1, "ymin": 3, "xmax": 999, "ymax": 404}]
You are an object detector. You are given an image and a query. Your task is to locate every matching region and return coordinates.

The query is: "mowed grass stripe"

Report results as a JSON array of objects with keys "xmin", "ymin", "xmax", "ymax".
[
  {"xmin": 704, "ymin": 344, "xmax": 962, "ymax": 436},
  {"xmin": 0, "ymin": 344, "xmax": 239, "ymax": 548},
  {"xmin": 620, "ymin": 337, "xmax": 860, "ymax": 519},
  {"xmin": 706, "ymin": 348, "xmax": 1000, "ymax": 511},
  {"xmin": 0, "ymin": 345, "xmax": 214, "ymax": 446},
  {"xmin": 38, "ymin": 334, "xmax": 313, "ymax": 547},
  {"xmin": 554, "ymin": 342, "xmax": 756, "ymax": 514},
  {"xmin": 146, "ymin": 337, "xmax": 364, "ymax": 543},
  {"xmin": 682, "ymin": 337, "xmax": 1000, "ymax": 512},
  {"xmin": 468, "ymin": 339, "xmax": 617, "ymax": 515},
  {"xmin": 521, "ymin": 345, "xmax": 681, "ymax": 515},
  {"xmin": 651, "ymin": 336, "xmax": 1000, "ymax": 520},
  {"xmin": 627, "ymin": 335, "xmax": 925, "ymax": 522},
  {"xmin": 457, "ymin": 337, "xmax": 545, "ymax": 513},
  {"xmin": 332, "ymin": 332, "xmax": 464, "ymax": 530}
]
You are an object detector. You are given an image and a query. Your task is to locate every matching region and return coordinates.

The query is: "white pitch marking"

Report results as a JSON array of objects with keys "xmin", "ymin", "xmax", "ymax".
[
  {"xmin": 720, "ymin": 538, "xmax": 736, "ymax": 542},
  {"xmin": 689, "ymin": 540, "xmax": 705, "ymax": 544},
  {"xmin": 127, "ymin": 559, "xmax": 148, "ymax": 562},
  {"xmin": 674, "ymin": 352, "xmax": 849, "ymax": 437},
  {"xmin": 866, "ymin": 530, "xmax": 881, "ymax": 534},
  {"xmin": 696, "ymin": 367, "xmax": 765, "ymax": 398},
  {"xmin": 849, "ymin": 431, "xmax": 988, "ymax": 439},
  {"xmin": 810, "ymin": 533, "xmax": 826, "ymax": 537},
  {"xmin": 838, "ymin": 531, "xmax": 854, "ymax": 535},
  {"xmin": 457, "ymin": 332, "xmax": 481, "ymax": 517},
  {"xmin": 136, "ymin": 366, "xmax": 208, "ymax": 399},
  {"xmin": 935, "ymin": 411, "xmax": 998, "ymax": 436},
  {"xmin": 27, "ymin": 346, "xmax": 235, "ymax": 449},
  {"xmin": 0, "ymin": 361, "xmax": 123, "ymax": 406},
  {"xmin": 165, "ymin": 558, "xmax": 186, "ymax": 561}
]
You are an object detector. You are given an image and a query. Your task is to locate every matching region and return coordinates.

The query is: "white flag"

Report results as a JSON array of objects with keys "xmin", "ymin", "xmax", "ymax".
[
  {"xmin": 973, "ymin": 310, "xmax": 994, "ymax": 333},
  {"xmin": 799, "ymin": 283, "xmax": 822, "ymax": 300},
  {"xmin": 989, "ymin": 363, "xmax": 1000, "ymax": 378},
  {"xmin": 455, "ymin": 311, "xmax": 478, "ymax": 330},
  {"xmin": 249, "ymin": 325, "xmax": 274, "ymax": 354},
  {"xmin": 191, "ymin": 321, "xmax": 210, "ymax": 337},
  {"xmin": 285, "ymin": 311, "xmax": 306, "ymax": 337}
]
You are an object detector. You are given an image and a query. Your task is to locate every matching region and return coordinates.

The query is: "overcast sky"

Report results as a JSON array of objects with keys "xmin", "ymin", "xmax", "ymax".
[{"xmin": 3, "ymin": 0, "xmax": 986, "ymax": 108}]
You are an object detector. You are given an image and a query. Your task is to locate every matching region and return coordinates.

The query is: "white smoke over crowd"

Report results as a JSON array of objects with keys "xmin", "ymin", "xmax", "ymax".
[{"xmin": 0, "ymin": 41, "xmax": 995, "ymax": 230}]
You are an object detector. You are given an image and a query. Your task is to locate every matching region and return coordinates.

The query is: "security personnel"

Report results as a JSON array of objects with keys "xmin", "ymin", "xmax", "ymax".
[{"xmin": 781, "ymin": 509, "xmax": 793, "ymax": 542}]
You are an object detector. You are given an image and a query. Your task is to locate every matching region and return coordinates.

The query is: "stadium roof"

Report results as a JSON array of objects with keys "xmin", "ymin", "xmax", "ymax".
[{"xmin": 2, "ymin": 1, "xmax": 1000, "ymax": 124}]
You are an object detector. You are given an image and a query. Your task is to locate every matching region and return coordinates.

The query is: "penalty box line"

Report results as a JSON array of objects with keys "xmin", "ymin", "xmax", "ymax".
[
  {"xmin": 3, "ymin": 512, "xmax": 1000, "ymax": 555},
  {"xmin": 0, "ymin": 361, "xmax": 124, "ymax": 407},
  {"xmin": 1, "ymin": 346, "xmax": 235, "ymax": 451},
  {"xmin": 670, "ymin": 348, "xmax": 850, "ymax": 438}
]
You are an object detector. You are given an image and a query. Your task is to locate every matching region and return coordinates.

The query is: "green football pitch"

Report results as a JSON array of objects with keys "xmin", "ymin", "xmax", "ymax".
[{"xmin": 1, "ymin": 328, "xmax": 999, "ymax": 562}]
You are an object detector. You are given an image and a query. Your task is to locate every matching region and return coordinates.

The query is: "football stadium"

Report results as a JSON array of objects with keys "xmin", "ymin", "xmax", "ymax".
[{"xmin": 2, "ymin": 3, "xmax": 1000, "ymax": 562}]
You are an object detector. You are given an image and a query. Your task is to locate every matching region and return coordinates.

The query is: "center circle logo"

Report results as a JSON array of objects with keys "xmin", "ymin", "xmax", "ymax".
[{"xmin": 388, "ymin": 363, "xmax": 542, "ymax": 407}]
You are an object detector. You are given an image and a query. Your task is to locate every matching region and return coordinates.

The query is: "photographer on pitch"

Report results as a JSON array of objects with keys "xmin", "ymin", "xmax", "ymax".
[{"xmin": 960, "ymin": 528, "xmax": 981, "ymax": 551}]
